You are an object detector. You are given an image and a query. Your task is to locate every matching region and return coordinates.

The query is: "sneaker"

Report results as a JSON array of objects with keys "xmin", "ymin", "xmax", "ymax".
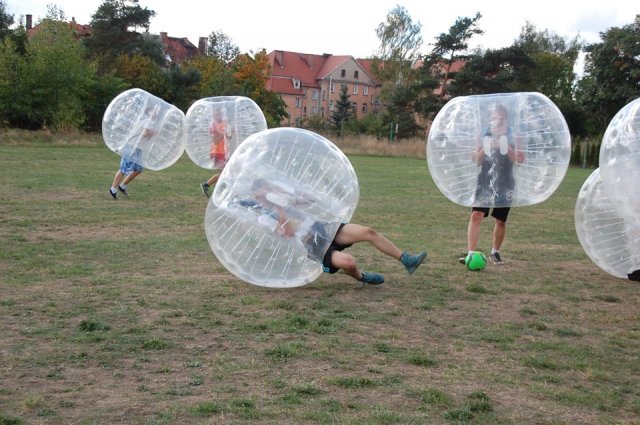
[
  {"xmin": 360, "ymin": 272, "xmax": 384, "ymax": 285},
  {"xmin": 200, "ymin": 181, "xmax": 210, "ymax": 198},
  {"xmin": 400, "ymin": 251, "xmax": 427, "ymax": 274},
  {"xmin": 108, "ymin": 188, "xmax": 118, "ymax": 200},
  {"xmin": 117, "ymin": 185, "xmax": 128, "ymax": 197},
  {"xmin": 489, "ymin": 252, "xmax": 503, "ymax": 265},
  {"xmin": 458, "ymin": 256, "xmax": 466, "ymax": 265}
]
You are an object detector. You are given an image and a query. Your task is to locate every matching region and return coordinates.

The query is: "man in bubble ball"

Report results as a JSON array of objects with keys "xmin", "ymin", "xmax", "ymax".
[
  {"xmin": 240, "ymin": 179, "xmax": 427, "ymax": 285},
  {"xmin": 460, "ymin": 103, "xmax": 524, "ymax": 266},
  {"xmin": 201, "ymin": 109, "xmax": 231, "ymax": 197},
  {"xmin": 108, "ymin": 106, "xmax": 157, "ymax": 199}
]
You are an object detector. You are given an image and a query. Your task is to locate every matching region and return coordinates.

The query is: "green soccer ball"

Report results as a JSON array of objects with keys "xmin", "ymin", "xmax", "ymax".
[{"xmin": 465, "ymin": 251, "xmax": 487, "ymax": 271}]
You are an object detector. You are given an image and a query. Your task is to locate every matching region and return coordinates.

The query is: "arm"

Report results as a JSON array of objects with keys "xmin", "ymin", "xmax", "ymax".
[{"xmin": 507, "ymin": 135, "xmax": 525, "ymax": 164}]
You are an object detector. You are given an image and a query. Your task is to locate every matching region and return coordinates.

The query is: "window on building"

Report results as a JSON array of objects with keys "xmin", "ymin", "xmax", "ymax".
[
  {"xmin": 341, "ymin": 69, "xmax": 346, "ymax": 77},
  {"xmin": 352, "ymin": 102, "xmax": 357, "ymax": 111},
  {"xmin": 329, "ymin": 100, "xmax": 334, "ymax": 111},
  {"xmin": 362, "ymin": 103, "xmax": 367, "ymax": 113},
  {"xmin": 311, "ymin": 89, "xmax": 318, "ymax": 99},
  {"xmin": 292, "ymin": 78, "xmax": 300, "ymax": 89},
  {"xmin": 312, "ymin": 107, "xmax": 318, "ymax": 115},
  {"xmin": 353, "ymin": 84, "xmax": 358, "ymax": 94},
  {"xmin": 363, "ymin": 85, "xmax": 369, "ymax": 96},
  {"xmin": 354, "ymin": 70, "xmax": 359, "ymax": 79},
  {"xmin": 330, "ymin": 81, "xmax": 335, "ymax": 92},
  {"xmin": 303, "ymin": 106, "xmax": 307, "ymax": 116},
  {"xmin": 295, "ymin": 98, "xmax": 301, "ymax": 108}
]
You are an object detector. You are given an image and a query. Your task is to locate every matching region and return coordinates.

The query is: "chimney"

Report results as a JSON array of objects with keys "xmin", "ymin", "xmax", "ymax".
[
  {"xmin": 198, "ymin": 37, "xmax": 207, "ymax": 55},
  {"xmin": 26, "ymin": 14, "xmax": 32, "ymax": 30}
]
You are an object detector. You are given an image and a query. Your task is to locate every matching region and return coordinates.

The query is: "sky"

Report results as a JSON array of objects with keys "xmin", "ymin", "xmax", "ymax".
[{"xmin": 7, "ymin": 0, "xmax": 638, "ymax": 58}]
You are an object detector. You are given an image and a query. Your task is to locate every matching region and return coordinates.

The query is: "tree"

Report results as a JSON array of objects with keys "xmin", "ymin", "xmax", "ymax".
[
  {"xmin": 429, "ymin": 12, "xmax": 483, "ymax": 99},
  {"xmin": 0, "ymin": 19, "xmax": 95, "ymax": 129},
  {"xmin": 514, "ymin": 22, "xmax": 581, "ymax": 102},
  {"xmin": 331, "ymin": 85, "xmax": 354, "ymax": 137},
  {"xmin": 207, "ymin": 29, "xmax": 240, "ymax": 64},
  {"xmin": 0, "ymin": 0, "xmax": 14, "ymax": 41},
  {"xmin": 448, "ymin": 46, "xmax": 536, "ymax": 96},
  {"xmin": 85, "ymin": 0, "xmax": 161, "ymax": 73},
  {"xmin": 373, "ymin": 4, "xmax": 423, "ymax": 89},
  {"xmin": 575, "ymin": 17, "xmax": 640, "ymax": 135},
  {"xmin": 232, "ymin": 50, "xmax": 287, "ymax": 127}
]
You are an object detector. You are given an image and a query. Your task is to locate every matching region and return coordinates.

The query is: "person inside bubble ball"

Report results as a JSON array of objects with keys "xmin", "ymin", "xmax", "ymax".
[
  {"xmin": 201, "ymin": 109, "xmax": 232, "ymax": 198},
  {"xmin": 108, "ymin": 105, "xmax": 158, "ymax": 199},
  {"xmin": 238, "ymin": 179, "xmax": 427, "ymax": 285},
  {"xmin": 460, "ymin": 103, "xmax": 525, "ymax": 265}
]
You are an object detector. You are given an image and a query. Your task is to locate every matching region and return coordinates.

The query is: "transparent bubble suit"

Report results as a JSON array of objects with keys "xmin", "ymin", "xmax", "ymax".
[
  {"xmin": 427, "ymin": 92, "xmax": 571, "ymax": 207},
  {"xmin": 184, "ymin": 96, "xmax": 267, "ymax": 169},
  {"xmin": 599, "ymin": 97, "xmax": 640, "ymax": 226},
  {"xmin": 102, "ymin": 88, "xmax": 185, "ymax": 171},
  {"xmin": 574, "ymin": 168, "xmax": 640, "ymax": 279},
  {"xmin": 205, "ymin": 128, "xmax": 360, "ymax": 288}
]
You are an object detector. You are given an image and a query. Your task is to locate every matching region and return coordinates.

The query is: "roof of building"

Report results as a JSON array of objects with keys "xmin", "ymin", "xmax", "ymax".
[{"xmin": 159, "ymin": 32, "xmax": 200, "ymax": 63}]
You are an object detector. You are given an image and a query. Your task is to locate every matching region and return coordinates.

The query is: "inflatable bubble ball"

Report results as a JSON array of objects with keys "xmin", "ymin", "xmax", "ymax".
[
  {"xmin": 204, "ymin": 128, "xmax": 360, "ymax": 288},
  {"xmin": 102, "ymin": 88, "xmax": 186, "ymax": 171},
  {"xmin": 599, "ymin": 97, "xmax": 640, "ymax": 226},
  {"xmin": 427, "ymin": 92, "xmax": 571, "ymax": 208},
  {"xmin": 184, "ymin": 96, "xmax": 267, "ymax": 170},
  {"xmin": 574, "ymin": 168, "xmax": 640, "ymax": 281}
]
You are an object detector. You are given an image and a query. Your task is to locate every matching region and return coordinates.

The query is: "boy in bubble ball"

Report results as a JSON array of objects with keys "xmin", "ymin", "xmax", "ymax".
[
  {"xmin": 460, "ymin": 104, "xmax": 524, "ymax": 266},
  {"xmin": 108, "ymin": 106, "xmax": 157, "ymax": 199},
  {"xmin": 240, "ymin": 179, "xmax": 427, "ymax": 285},
  {"xmin": 201, "ymin": 109, "xmax": 232, "ymax": 198}
]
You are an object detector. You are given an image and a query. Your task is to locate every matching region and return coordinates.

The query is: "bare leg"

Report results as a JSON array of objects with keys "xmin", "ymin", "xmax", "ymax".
[
  {"xmin": 492, "ymin": 219, "xmax": 506, "ymax": 251},
  {"xmin": 467, "ymin": 210, "xmax": 485, "ymax": 251},
  {"xmin": 122, "ymin": 170, "xmax": 141, "ymax": 185},
  {"xmin": 328, "ymin": 250, "xmax": 361, "ymax": 281},
  {"xmin": 333, "ymin": 223, "xmax": 403, "ymax": 260},
  {"xmin": 207, "ymin": 173, "xmax": 220, "ymax": 186},
  {"xmin": 111, "ymin": 170, "xmax": 125, "ymax": 188}
]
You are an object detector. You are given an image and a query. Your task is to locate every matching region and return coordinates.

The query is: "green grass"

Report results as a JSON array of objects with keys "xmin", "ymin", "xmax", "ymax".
[{"xmin": 0, "ymin": 138, "xmax": 639, "ymax": 424}]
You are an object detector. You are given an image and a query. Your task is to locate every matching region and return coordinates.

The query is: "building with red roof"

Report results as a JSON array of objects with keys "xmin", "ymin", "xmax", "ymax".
[{"xmin": 267, "ymin": 50, "xmax": 383, "ymax": 126}]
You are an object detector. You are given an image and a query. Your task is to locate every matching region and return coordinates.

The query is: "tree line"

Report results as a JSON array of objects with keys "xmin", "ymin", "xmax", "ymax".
[{"xmin": 0, "ymin": 1, "xmax": 639, "ymax": 150}]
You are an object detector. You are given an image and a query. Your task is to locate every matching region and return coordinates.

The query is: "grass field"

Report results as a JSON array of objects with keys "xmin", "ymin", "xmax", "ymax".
[{"xmin": 0, "ymin": 138, "xmax": 638, "ymax": 424}]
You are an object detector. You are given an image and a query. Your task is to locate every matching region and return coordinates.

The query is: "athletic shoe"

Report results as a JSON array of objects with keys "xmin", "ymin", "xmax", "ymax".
[
  {"xmin": 200, "ymin": 181, "xmax": 210, "ymax": 198},
  {"xmin": 489, "ymin": 252, "xmax": 503, "ymax": 265},
  {"xmin": 459, "ymin": 256, "xmax": 466, "ymax": 265},
  {"xmin": 400, "ymin": 251, "xmax": 427, "ymax": 274},
  {"xmin": 117, "ymin": 185, "xmax": 129, "ymax": 197},
  {"xmin": 108, "ymin": 189, "xmax": 117, "ymax": 200},
  {"xmin": 360, "ymin": 272, "xmax": 384, "ymax": 285}
]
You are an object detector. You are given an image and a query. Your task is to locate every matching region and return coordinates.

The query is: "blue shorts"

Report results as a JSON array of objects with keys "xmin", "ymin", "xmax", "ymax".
[{"xmin": 119, "ymin": 157, "xmax": 143, "ymax": 174}]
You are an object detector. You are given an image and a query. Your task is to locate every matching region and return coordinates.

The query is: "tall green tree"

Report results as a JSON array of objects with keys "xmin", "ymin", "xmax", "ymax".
[
  {"xmin": 429, "ymin": 12, "xmax": 483, "ymax": 99},
  {"xmin": 576, "ymin": 17, "xmax": 640, "ymax": 135},
  {"xmin": 514, "ymin": 22, "xmax": 581, "ymax": 101},
  {"xmin": 0, "ymin": 0, "xmax": 13, "ymax": 40},
  {"xmin": 331, "ymin": 84, "xmax": 354, "ymax": 137},
  {"xmin": 207, "ymin": 29, "xmax": 240, "ymax": 64},
  {"xmin": 85, "ymin": 0, "xmax": 162, "ymax": 73}
]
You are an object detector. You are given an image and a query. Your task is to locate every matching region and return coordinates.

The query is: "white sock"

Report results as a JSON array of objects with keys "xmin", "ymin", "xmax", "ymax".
[
  {"xmin": 468, "ymin": 250, "xmax": 474, "ymax": 255},
  {"xmin": 119, "ymin": 183, "xmax": 127, "ymax": 190},
  {"xmin": 110, "ymin": 187, "xmax": 117, "ymax": 193},
  {"xmin": 491, "ymin": 248, "xmax": 499, "ymax": 255}
]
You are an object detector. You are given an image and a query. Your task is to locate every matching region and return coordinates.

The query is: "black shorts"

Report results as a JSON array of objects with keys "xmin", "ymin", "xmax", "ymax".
[
  {"xmin": 472, "ymin": 206, "xmax": 510, "ymax": 222},
  {"xmin": 322, "ymin": 223, "xmax": 352, "ymax": 274}
]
